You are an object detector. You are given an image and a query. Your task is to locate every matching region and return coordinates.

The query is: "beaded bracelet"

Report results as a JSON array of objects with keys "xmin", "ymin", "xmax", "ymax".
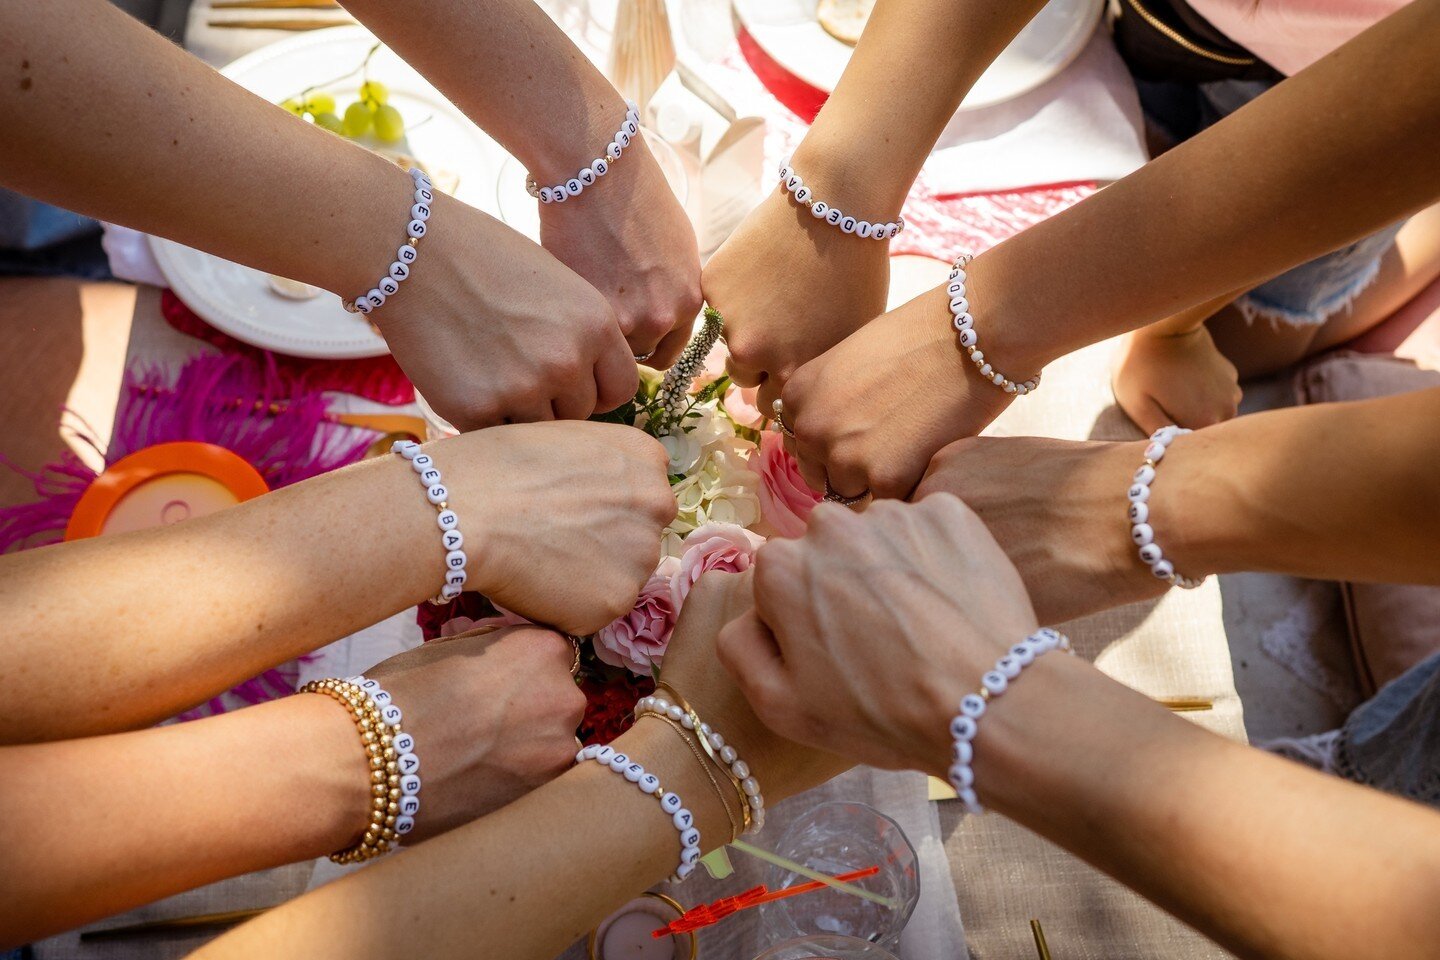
[
  {"xmin": 643, "ymin": 711, "xmax": 742, "ymax": 842},
  {"xmin": 301, "ymin": 676, "xmax": 419, "ymax": 862},
  {"xmin": 343, "ymin": 167, "xmax": 432, "ymax": 316},
  {"xmin": 778, "ymin": 157, "xmax": 904, "ymax": 240},
  {"xmin": 947, "ymin": 254, "xmax": 1041, "ymax": 396},
  {"xmin": 1127, "ymin": 426, "xmax": 1206, "ymax": 589},
  {"xmin": 947, "ymin": 628, "xmax": 1073, "ymax": 816},
  {"xmin": 636, "ymin": 691, "xmax": 764, "ymax": 835},
  {"xmin": 576, "ymin": 743, "xmax": 702, "ymax": 882},
  {"xmin": 527, "ymin": 101, "xmax": 641, "ymax": 204},
  {"xmin": 391, "ymin": 440, "xmax": 468, "ymax": 604}
]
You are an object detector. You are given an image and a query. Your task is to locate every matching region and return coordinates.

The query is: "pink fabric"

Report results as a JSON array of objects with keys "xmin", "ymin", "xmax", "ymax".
[{"xmin": 1188, "ymin": 0, "xmax": 1406, "ymax": 75}]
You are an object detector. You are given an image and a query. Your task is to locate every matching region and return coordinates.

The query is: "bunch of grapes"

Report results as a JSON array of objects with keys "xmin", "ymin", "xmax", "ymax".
[{"xmin": 282, "ymin": 79, "xmax": 405, "ymax": 144}]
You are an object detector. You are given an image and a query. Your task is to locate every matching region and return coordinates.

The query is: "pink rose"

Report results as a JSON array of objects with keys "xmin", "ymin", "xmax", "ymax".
[
  {"xmin": 722, "ymin": 383, "xmax": 765, "ymax": 430},
  {"xmin": 757, "ymin": 431, "xmax": 821, "ymax": 538},
  {"xmin": 671, "ymin": 522, "xmax": 764, "ymax": 609},
  {"xmin": 595, "ymin": 558, "xmax": 681, "ymax": 675},
  {"xmin": 691, "ymin": 341, "xmax": 729, "ymax": 393}
]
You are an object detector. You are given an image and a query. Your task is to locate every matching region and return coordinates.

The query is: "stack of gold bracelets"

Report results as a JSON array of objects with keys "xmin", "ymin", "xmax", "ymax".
[
  {"xmin": 633, "ymin": 683, "xmax": 766, "ymax": 839},
  {"xmin": 301, "ymin": 676, "xmax": 422, "ymax": 864}
]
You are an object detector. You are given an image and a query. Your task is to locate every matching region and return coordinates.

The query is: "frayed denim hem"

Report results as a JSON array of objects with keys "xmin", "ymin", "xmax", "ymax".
[{"xmin": 1236, "ymin": 253, "xmax": 1386, "ymax": 329}]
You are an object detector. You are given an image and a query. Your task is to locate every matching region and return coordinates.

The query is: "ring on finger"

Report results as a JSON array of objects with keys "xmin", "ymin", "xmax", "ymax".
[
  {"xmin": 771, "ymin": 399, "xmax": 797, "ymax": 438},
  {"xmin": 823, "ymin": 477, "xmax": 869, "ymax": 507},
  {"xmin": 634, "ymin": 351, "xmax": 655, "ymax": 363},
  {"xmin": 566, "ymin": 634, "xmax": 583, "ymax": 678}
]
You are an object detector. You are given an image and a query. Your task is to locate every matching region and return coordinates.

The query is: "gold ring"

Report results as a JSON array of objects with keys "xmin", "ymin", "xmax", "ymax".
[
  {"xmin": 823, "ymin": 477, "xmax": 869, "ymax": 507},
  {"xmin": 771, "ymin": 398, "xmax": 797, "ymax": 438},
  {"xmin": 567, "ymin": 635, "xmax": 583, "ymax": 678}
]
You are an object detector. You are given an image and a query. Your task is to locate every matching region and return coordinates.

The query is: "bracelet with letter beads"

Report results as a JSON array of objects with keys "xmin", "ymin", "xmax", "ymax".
[
  {"xmin": 642, "ymin": 688, "xmax": 764, "ymax": 834},
  {"xmin": 946, "ymin": 628, "xmax": 1074, "ymax": 815},
  {"xmin": 1127, "ymin": 426, "xmax": 1206, "ymax": 589},
  {"xmin": 527, "ymin": 101, "xmax": 641, "ymax": 204},
  {"xmin": 778, "ymin": 157, "xmax": 904, "ymax": 241},
  {"xmin": 640, "ymin": 711, "xmax": 742, "ymax": 842},
  {"xmin": 348, "ymin": 675, "xmax": 423, "ymax": 839},
  {"xmin": 946, "ymin": 254, "xmax": 1041, "ymax": 396},
  {"xmin": 391, "ymin": 440, "xmax": 468, "ymax": 604},
  {"xmin": 575, "ymin": 743, "xmax": 702, "ymax": 882},
  {"xmin": 300, "ymin": 678, "xmax": 401, "ymax": 863},
  {"xmin": 342, "ymin": 167, "xmax": 432, "ymax": 315}
]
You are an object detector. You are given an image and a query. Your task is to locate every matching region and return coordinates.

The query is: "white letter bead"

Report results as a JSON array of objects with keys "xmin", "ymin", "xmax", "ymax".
[
  {"xmin": 1151, "ymin": 559, "xmax": 1176, "ymax": 580},
  {"xmin": 1127, "ymin": 483, "xmax": 1151, "ymax": 502},
  {"xmin": 778, "ymin": 164, "xmax": 792, "ymax": 181},
  {"xmin": 440, "ymin": 584, "xmax": 462, "ymax": 600},
  {"xmin": 400, "ymin": 795, "xmax": 420, "ymax": 816},
  {"xmin": 596, "ymin": 746, "xmax": 615, "ymax": 762},
  {"xmin": 592, "ymin": 158, "xmax": 609, "ymax": 176},
  {"xmin": 1144, "ymin": 442, "xmax": 1167, "ymax": 462},
  {"xmin": 415, "ymin": 187, "xmax": 434, "ymax": 203},
  {"xmin": 371, "ymin": 690, "xmax": 392, "ymax": 707},
  {"xmin": 640, "ymin": 773, "xmax": 660, "ymax": 793},
  {"xmin": 1009, "ymin": 643, "xmax": 1035, "ymax": 665},
  {"xmin": 953, "ymin": 739, "xmax": 973, "ymax": 764},
  {"xmin": 407, "ymin": 219, "xmax": 427, "ymax": 239},
  {"xmin": 360, "ymin": 678, "xmax": 381, "ymax": 691},
  {"xmin": 398, "ymin": 752, "xmax": 420, "ymax": 775},
  {"xmin": 437, "ymin": 509, "xmax": 459, "ymax": 531},
  {"xmin": 607, "ymin": 141, "xmax": 622, "ymax": 160},
  {"xmin": 947, "ymin": 280, "xmax": 966, "ymax": 297},
  {"xmin": 811, "ymin": 200, "xmax": 829, "ymax": 218},
  {"xmin": 673, "ymin": 808, "xmax": 693, "ymax": 830},
  {"xmin": 442, "ymin": 530, "xmax": 464, "ymax": 551},
  {"xmin": 394, "ymin": 815, "xmax": 416, "ymax": 836},
  {"xmin": 366, "ymin": 288, "xmax": 386, "ymax": 308},
  {"xmin": 401, "ymin": 773, "xmax": 421, "ymax": 795},
  {"xmin": 981, "ymin": 672, "xmax": 1008, "ymax": 695},
  {"xmin": 676, "ymin": 861, "xmax": 696, "ymax": 881},
  {"xmin": 958, "ymin": 329, "xmax": 978, "ymax": 347},
  {"xmin": 381, "ymin": 704, "xmax": 403, "ymax": 725},
  {"xmin": 794, "ymin": 186, "xmax": 812, "ymax": 203},
  {"xmin": 958, "ymin": 788, "xmax": 981, "ymax": 814},
  {"xmin": 1138, "ymin": 543, "xmax": 1164, "ymax": 564},
  {"xmin": 389, "ymin": 261, "xmax": 410, "ymax": 282},
  {"xmin": 950, "ymin": 297, "xmax": 970, "ymax": 314},
  {"xmin": 392, "ymin": 440, "xmax": 420, "ymax": 458},
  {"xmin": 616, "ymin": 129, "xmax": 631, "ymax": 148},
  {"xmin": 960, "ymin": 694, "xmax": 987, "ymax": 719},
  {"xmin": 622, "ymin": 119, "xmax": 639, "ymax": 138},
  {"xmin": 411, "ymin": 202, "xmax": 430, "ymax": 221},
  {"xmin": 411, "ymin": 454, "xmax": 433, "ymax": 471},
  {"xmin": 1128, "ymin": 501, "xmax": 1149, "ymax": 524},
  {"xmin": 1134, "ymin": 464, "xmax": 1156, "ymax": 485},
  {"xmin": 660, "ymin": 792, "xmax": 682, "ymax": 814},
  {"xmin": 953, "ymin": 314, "xmax": 973, "ymax": 331},
  {"xmin": 445, "ymin": 549, "xmax": 466, "ymax": 570},
  {"xmin": 995, "ymin": 655, "xmax": 1022, "ymax": 679},
  {"xmin": 608, "ymin": 753, "xmax": 629, "ymax": 772},
  {"xmin": 840, "ymin": 216, "xmax": 858, "ymax": 234},
  {"xmin": 825, "ymin": 208, "xmax": 844, "ymax": 226},
  {"xmin": 538, "ymin": 186, "xmax": 555, "ymax": 203},
  {"xmin": 565, "ymin": 178, "xmax": 583, "ymax": 196},
  {"xmin": 1131, "ymin": 523, "xmax": 1155, "ymax": 546},
  {"xmin": 420, "ymin": 467, "xmax": 441, "ymax": 485},
  {"xmin": 855, "ymin": 221, "xmax": 872, "ymax": 238},
  {"xmin": 398, "ymin": 244, "xmax": 418, "ymax": 264},
  {"xmin": 624, "ymin": 763, "xmax": 644, "ymax": 783},
  {"xmin": 949, "ymin": 763, "xmax": 975, "ymax": 789},
  {"xmin": 680, "ymin": 826, "xmax": 701, "ymax": 848},
  {"xmin": 785, "ymin": 174, "xmax": 801, "ymax": 191},
  {"xmin": 393, "ymin": 732, "xmax": 416, "ymax": 754},
  {"xmin": 681, "ymin": 845, "xmax": 702, "ymax": 865},
  {"xmin": 354, "ymin": 298, "xmax": 373, "ymax": 315},
  {"xmin": 426, "ymin": 484, "xmax": 449, "ymax": 505},
  {"xmin": 951, "ymin": 715, "xmax": 978, "ymax": 741},
  {"xmin": 578, "ymin": 168, "xmax": 596, "ymax": 186}
]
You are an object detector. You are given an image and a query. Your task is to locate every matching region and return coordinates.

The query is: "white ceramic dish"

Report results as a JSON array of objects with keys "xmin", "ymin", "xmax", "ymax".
[
  {"xmin": 733, "ymin": 0, "xmax": 1104, "ymax": 111},
  {"xmin": 150, "ymin": 26, "xmax": 509, "ymax": 359}
]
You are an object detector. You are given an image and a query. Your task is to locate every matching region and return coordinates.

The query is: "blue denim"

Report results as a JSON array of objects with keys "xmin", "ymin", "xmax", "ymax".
[
  {"xmin": 1336, "ymin": 650, "xmax": 1440, "ymax": 809},
  {"xmin": 1135, "ymin": 77, "xmax": 1405, "ymax": 327},
  {"xmin": 3, "ymin": 946, "xmax": 33, "ymax": 960}
]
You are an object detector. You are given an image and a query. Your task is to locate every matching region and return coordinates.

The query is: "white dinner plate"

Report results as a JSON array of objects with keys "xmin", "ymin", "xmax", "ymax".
[
  {"xmin": 733, "ymin": 0, "xmax": 1104, "ymax": 111},
  {"xmin": 150, "ymin": 27, "xmax": 510, "ymax": 359}
]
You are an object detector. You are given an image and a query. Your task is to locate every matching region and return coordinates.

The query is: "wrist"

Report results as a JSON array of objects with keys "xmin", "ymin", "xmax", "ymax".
[
  {"xmin": 789, "ymin": 130, "xmax": 914, "ymax": 220},
  {"xmin": 312, "ymin": 159, "xmax": 428, "ymax": 299},
  {"xmin": 522, "ymin": 88, "xmax": 635, "ymax": 189},
  {"xmin": 612, "ymin": 719, "xmax": 735, "ymax": 856},
  {"xmin": 289, "ymin": 693, "xmax": 375, "ymax": 856},
  {"xmin": 1142, "ymin": 428, "xmax": 1236, "ymax": 579},
  {"xmin": 959, "ymin": 253, "xmax": 1054, "ymax": 379}
]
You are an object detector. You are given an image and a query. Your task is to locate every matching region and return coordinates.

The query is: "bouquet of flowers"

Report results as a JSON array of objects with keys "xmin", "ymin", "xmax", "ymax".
[{"xmin": 417, "ymin": 309, "xmax": 822, "ymax": 743}]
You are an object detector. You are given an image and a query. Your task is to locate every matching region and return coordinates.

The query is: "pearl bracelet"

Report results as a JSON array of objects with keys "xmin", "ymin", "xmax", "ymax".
[
  {"xmin": 947, "ymin": 254, "xmax": 1041, "ymax": 396},
  {"xmin": 1127, "ymin": 426, "xmax": 1206, "ymax": 589},
  {"xmin": 342, "ymin": 167, "xmax": 432, "ymax": 315},
  {"xmin": 576, "ymin": 743, "xmax": 702, "ymax": 883},
  {"xmin": 635, "ymin": 692, "xmax": 765, "ymax": 834},
  {"xmin": 391, "ymin": 440, "xmax": 468, "ymax": 604},
  {"xmin": 947, "ymin": 628, "xmax": 1073, "ymax": 816},
  {"xmin": 527, "ymin": 101, "xmax": 640, "ymax": 204},
  {"xmin": 778, "ymin": 158, "xmax": 904, "ymax": 240},
  {"xmin": 301, "ymin": 676, "xmax": 420, "ymax": 862}
]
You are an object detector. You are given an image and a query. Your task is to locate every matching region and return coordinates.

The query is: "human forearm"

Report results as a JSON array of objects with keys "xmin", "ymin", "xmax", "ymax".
[
  {"xmin": 972, "ymin": 0, "xmax": 1440, "ymax": 371},
  {"xmin": 0, "ymin": 694, "xmax": 366, "ymax": 948},
  {"xmin": 975, "ymin": 652, "xmax": 1440, "ymax": 960}
]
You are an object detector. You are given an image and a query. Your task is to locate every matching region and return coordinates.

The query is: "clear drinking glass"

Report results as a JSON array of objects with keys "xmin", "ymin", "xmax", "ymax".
[
  {"xmin": 758, "ymin": 802, "xmax": 921, "ymax": 950},
  {"xmin": 752, "ymin": 935, "xmax": 900, "ymax": 960}
]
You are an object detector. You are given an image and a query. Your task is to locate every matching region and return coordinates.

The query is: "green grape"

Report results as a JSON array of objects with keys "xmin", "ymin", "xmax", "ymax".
[
  {"xmin": 342, "ymin": 101, "xmax": 374, "ymax": 137},
  {"xmin": 372, "ymin": 104, "xmax": 405, "ymax": 143},
  {"xmin": 313, "ymin": 111, "xmax": 345, "ymax": 134},
  {"xmin": 280, "ymin": 98, "xmax": 305, "ymax": 116},
  {"xmin": 358, "ymin": 80, "xmax": 389, "ymax": 106},
  {"xmin": 304, "ymin": 92, "xmax": 336, "ymax": 115}
]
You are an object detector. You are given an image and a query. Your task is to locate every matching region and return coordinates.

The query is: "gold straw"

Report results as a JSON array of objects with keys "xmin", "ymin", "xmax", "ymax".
[
  {"xmin": 729, "ymin": 839, "xmax": 898, "ymax": 909},
  {"xmin": 1030, "ymin": 918, "xmax": 1052, "ymax": 960}
]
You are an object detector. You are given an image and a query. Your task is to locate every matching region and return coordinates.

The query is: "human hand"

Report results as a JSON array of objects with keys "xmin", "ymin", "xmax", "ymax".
[
  {"xmin": 1111, "ymin": 325, "xmax": 1242, "ymax": 433},
  {"xmin": 374, "ymin": 192, "xmax": 638, "ymax": 430},
  {"xmin": 657, "ymin": 571, "xmax": 848, "ymax": 803},
  {"xmin": 781, "ymin": 284, "xmax": 1019, "ymax": 499},
  {"xmin": 366, "ymin": 625, "xmax": 586, "ymax": 842},
  {"xmin": 703, "ymin": 186, "xmax": 890, "ymax": 409},
  {"xmin": 717, "ymin": 496, "xmax": 1036, "ymax": 777},
  {"xmin": 440, "ymin": 422, "xmax": 676, "ymax": 634},
  {"xmin": 539, "ymin": 138, "xmax": 702, "ymax": 369},
  {"xmin": 916, "ymin": 435, "xmax": 1166, "ymax": 624}
]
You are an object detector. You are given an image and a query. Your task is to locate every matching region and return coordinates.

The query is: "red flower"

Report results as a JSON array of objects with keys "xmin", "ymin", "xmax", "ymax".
[{"xmin": 578, "ymin": 669, "xmax": 655, "ymax": 746}]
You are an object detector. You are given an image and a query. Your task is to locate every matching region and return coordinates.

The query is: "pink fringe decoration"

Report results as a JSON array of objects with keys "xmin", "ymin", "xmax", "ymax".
[{"xmin": 0, "ymin": 351, "xmax": 375, "ymax": 719}]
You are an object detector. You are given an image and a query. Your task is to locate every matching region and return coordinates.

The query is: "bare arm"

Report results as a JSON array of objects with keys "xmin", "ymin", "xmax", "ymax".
[
  {"xmin": 783, "ymin": 0, "xmax": 1440, "ymax": 498},
  {"xmin": 0, "ymin": 423, "xmax": 673, "ymax": 743}
]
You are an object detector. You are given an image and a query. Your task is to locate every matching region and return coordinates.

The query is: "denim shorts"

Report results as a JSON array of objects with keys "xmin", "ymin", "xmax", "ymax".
[
  {"xmin": 1336, "ymin": 650, "xmax": 1440, "ymax": 809},
  {"xmin": 1135, "ymin": 77, "xmax": 1406, "ymax": 327}
]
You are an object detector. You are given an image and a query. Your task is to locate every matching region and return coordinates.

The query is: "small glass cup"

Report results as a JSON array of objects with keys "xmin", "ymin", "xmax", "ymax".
[
  {"xmin": 752, "ymin": 935, "xmax": 900, "ymax": 960},
  {"xmin": 758, "ymin": 802, "xmax": 920, "ymax": 950}
]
